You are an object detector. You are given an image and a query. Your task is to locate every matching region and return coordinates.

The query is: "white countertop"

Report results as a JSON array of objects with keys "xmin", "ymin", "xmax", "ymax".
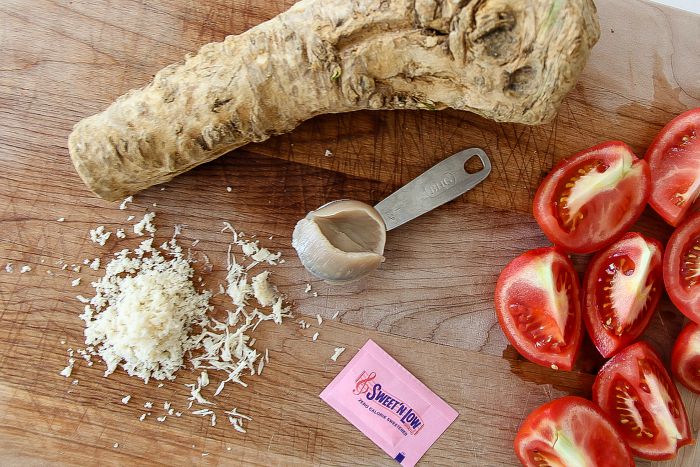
[{"xmin": 649, "ymin": 0, "xmax": 700, "ymax": 14}]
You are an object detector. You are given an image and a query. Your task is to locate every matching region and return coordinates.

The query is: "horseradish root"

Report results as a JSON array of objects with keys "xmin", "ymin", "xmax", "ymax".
[{"xmin": 69, "ymin": 0, "xmax": 600, "ymax": 201}]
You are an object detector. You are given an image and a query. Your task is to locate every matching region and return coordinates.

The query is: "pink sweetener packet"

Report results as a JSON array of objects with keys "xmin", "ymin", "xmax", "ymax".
[{"xmin": 320, "ymin": 339, "xmax": 458, "ymax": 466}]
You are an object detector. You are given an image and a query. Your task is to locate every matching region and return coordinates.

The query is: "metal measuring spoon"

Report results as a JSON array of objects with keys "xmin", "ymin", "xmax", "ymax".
[{"xmin": 292, "ymin": 148, "xmax": 492, "ymax": 284}]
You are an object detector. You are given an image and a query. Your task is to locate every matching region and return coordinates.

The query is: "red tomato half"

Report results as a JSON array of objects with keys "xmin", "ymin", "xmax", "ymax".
[
  {"xmin": 646, "ymin": 108, "xmax": 700, "ymax": 226},
  {"xmin": 671, "ymin": 322, "xmax": 700, "ymax": 394},
  {"xmin": 514, "ymin": 396, "xmax": 633, "ymax": 467},
  {"xmin": 664, "ymin": 211, "xmax": 700, "ymax": 322},
  {"xmin": 593, "ymin": 342, "xmax": 692, "ymax": 460},
  {"xmin": 495, "ymin": 247, "xmax": 582, "ymax": 371},
  {"xmin": 533, "ymin": 141, "xmax": 650, "ymax": 253},
  {"xmin": 583, "ymin": 232, "xmax": 664, "ymax": 358}
]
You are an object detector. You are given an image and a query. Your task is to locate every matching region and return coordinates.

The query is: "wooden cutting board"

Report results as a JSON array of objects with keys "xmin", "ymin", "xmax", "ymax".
[{"xmin": 1, "ymin": 0, "xmax": 699, "ymax": 465}]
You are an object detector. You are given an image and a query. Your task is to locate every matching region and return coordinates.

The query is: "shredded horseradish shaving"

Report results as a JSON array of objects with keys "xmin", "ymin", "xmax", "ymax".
[
  {"xmin": 60, "ymin": 349, "xmax": 75, "ymax": 377},
  {"xmin": 89, "ymin": 226, "xmax": 111, "ymax": 246},
  {"xmin": 331, "ymin": 347, "xmax": 346, "ymax": 362},
  {"xmin": 81, "ymin": 237, "xmax": 212, "ymax": 382},
  {"xmin": 67, "ymin": 218, "xmax": 292, "ymax": 432},
  {"xmin": 119, "ymin": 196, "xmax": 133, "ymax": 210},
  {"xmin": 133, "ymin": 212, "xmax": 156, "ymax": 237}
]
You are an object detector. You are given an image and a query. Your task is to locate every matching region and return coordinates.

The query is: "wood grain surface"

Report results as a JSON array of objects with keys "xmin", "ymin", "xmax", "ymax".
[{"xmin": 1, "ymin": 0, "xmax": 700, "ymax": 465}]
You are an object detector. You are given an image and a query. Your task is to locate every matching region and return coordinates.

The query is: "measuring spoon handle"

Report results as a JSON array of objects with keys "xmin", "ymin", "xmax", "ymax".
[{"xmin": 374, "ymin": 148, "xmax": 491, "ymax": 231}]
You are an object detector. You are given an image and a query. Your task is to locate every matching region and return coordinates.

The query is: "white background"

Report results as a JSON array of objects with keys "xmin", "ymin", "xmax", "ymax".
[{"xmin": 649, "ymin": 0, "xmax": 700, "ymax": 14}]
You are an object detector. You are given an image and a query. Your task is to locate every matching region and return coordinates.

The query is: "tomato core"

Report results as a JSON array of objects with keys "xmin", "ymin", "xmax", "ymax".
[
  {"xmin": 555, "ymin": 160, "xmax": 609, "ymax": 232},
  {"xmin": 668, "ymin": 127, "xmax": 700, "ymax": 210},
  {"xmin": 509, "ymin": 266, "xmax": 576, "ymax": 352},
  {"xmin": 681, "ymin": 234, "xmax": 700, "ymax": 289},
  {"xmin": 612, "ymin": 376, "xmax": 656, "ymax": 440},
  {"xmin": 594, "ymin": 252, "xmax": 656, "ymax": 336}
]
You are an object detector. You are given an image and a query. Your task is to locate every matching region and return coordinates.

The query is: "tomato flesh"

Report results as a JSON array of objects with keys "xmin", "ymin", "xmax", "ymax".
[
  {"xmin": 671, "ymin": 322, "xmax": 700, "ymax": 394},
  {"xmin": 593, "ymin": 342, "xmax": 692, "ymax": 460},
  {"xmin": 663, "ymin": 211, "xmax": 700, "ymax": 322},
  {"xmin": 534, "ymin": 141, "xmax": 650, "ymax": 253},
  {"xmin": 646, "ymin": 108, "xmax": 700, "ymax": 226},
  {"xmin": 514, "ymin": 396, "xmax": 633, "ymax": 467},
  {"xmin": 583, "ymin": 232, "xmax": 663, "ymax": 357},
  {"xmin": 495, "ymin": 247, "xmax": 582, "ymax": 370}
]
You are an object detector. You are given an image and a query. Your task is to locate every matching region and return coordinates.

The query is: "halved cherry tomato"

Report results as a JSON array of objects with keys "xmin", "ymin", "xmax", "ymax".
[
  {"xmin": 671, "ymin": 322, "xmax": 700, "ymax": 394},
  {"xmin": 593, "ymin": 341, "xmax": 692, "ymax": 460},
  {"xmin": 646, "ymin": 108, "xmax": 700, "ymax": 226},
  {"xmin": 514, "ymin": 396, "xmax": 633, "ymax": 467},
  {"xmin": 583, "ymin": 232, "xmax": 663, "ymax": 358},
  {"xmin": 495, "ymin": 247, "xmax": 582, "ymax": 371},
  {"xmin": 664, "ymin": 211, "xmax": 700, "ymax": 322},
  {"xmin": 533, "ymin": 141, "xmax": 650, "ymax": 253}
]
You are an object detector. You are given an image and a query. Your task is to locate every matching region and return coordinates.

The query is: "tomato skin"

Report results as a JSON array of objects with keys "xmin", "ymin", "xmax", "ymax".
[
  {"xmin": 583, "ymin": 232, "xmax": 664, "ymax": 358},
  {"xmin": 593, "ymin": 342, "xmax": 692, "ymax": 460},
  {"xmin": 663, "ymin": 211, "xmax": 700, "ymax": 322},
  {"xmin": 495, "ymin": 247, "xmax": 582, "ymax": 371},
  {"xmin": 646, "ymin": 107, "xmax": 700, "ymax": 227},
  {"xmin": 514, "ymin": 396, "xmax": 633, "ymax": 467},
  {"xmin": 671, "ymin": 322, "xmax": 700, "ymax": 394},
  {"xmin": 533, "ymin": 141, "xmax": 650, "ymax": 253}
]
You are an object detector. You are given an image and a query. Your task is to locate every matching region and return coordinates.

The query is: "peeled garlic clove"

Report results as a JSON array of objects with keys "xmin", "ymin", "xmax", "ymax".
[{"xmin": 292, "ymin": 200, "xmax": 386, "ymax": 284}]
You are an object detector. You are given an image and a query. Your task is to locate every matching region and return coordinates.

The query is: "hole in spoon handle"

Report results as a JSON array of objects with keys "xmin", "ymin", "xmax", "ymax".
[{"xmin": 374, "ymin": 148, "xmax": 492, "ymax": 231}]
